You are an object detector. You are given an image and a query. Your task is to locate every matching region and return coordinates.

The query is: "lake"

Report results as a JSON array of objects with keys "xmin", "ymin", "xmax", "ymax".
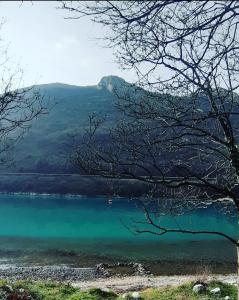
[{"xmin": 0, "ymin": 193, "xmax": 237, "ymax": 274}]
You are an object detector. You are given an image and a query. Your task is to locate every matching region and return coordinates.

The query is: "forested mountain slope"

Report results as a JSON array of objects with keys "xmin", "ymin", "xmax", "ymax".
[{"xmin": 5, "ymin": 76, "xmax": 126, "ymax": 173}]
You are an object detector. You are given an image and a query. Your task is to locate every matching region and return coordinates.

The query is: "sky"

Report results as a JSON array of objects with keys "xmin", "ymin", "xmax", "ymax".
[{"xmin": 0, "ymin": 1, "xmax": 136, "ymax": 87}]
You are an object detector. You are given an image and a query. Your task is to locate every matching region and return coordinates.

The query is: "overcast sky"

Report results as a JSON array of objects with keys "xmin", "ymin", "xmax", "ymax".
[{"xmin": 0, "ymin": 1, "xmax": 136, "ymax": 87}]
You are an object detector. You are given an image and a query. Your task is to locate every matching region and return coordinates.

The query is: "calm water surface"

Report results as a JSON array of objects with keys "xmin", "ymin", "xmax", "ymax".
[{"xmin": 0, "ymin": 193, "xmax": 236, "ymax": 268}]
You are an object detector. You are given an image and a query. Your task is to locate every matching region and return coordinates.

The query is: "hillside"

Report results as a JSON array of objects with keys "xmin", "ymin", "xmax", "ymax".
[
  {"xmin": 0, "ymin": 75, "xmax": 154, "ymax": 195},
  {"xmin": 0, "ymin": 76, "xmax": 236, "ymax": 195},
  {"xmin": 3, "ymin": 76, "xmax": 129, "ymax": 174},
  {"xmin": 1, "ymin": 75, "xmax": 214, "ymax": 175}
]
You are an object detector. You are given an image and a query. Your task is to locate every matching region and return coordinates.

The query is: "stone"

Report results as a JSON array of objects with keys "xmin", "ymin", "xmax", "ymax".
[
  {"xmin": 131, "ymin": 291, "xmax": 140, "ymax": 299},
  {"xmin": 95, "ymin": 264, "xmax": 110, "ymax": 277},
  {"xmin": 210, "ymin": 287, "xmax": 221, "ymax": 295},
  {"xmin": 224, "ymin": 296, "xmax": 231, "ymax": 300},
  {"xmin": 101, "ymin": 287, "xmax": 110, "ymax": 293},
  {"xmin": 192, "ymin": 284, "xmax": 206, "ymax": 293}
]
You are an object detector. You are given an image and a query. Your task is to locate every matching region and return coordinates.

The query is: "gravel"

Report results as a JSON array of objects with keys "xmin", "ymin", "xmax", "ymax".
[{"xmin": 0, "ymin": 265, "xmax": 97, "ymax": 282}]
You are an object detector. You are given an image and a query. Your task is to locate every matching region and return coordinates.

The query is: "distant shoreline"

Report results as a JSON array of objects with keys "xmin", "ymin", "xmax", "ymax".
[
  {"xmin": 0, "ymin": 172, "xmax": 151, "ymax": 196},
  {"xmin": 0, "ymin": 172, "xmax": 230, "ymax": 198},
  {"xmin": 0, "ymin": 191, "xmax": 99, "ymax": 198}
]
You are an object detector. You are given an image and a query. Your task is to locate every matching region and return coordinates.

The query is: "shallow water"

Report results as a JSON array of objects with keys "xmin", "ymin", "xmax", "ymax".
[{"xmin": 0, "ymin": 193, "xmax": 236, "ymax": 268}]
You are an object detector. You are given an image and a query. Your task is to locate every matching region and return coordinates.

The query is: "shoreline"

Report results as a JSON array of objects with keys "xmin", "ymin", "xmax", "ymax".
[
  {"xmin": 0, "ymin": 191, "xmax": 100, "ymax": 198},
  {"xmin": 0, "ymin": 264, "xmax": 236, "ymax": 284},
  {"xmin": 0, "ymin": 264, "xmax": 236, "ymax": 292}
]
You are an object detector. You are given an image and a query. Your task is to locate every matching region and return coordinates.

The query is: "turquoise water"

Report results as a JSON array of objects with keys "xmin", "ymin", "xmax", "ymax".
[{"xmin": 0, "ymin": 193, "xmax": 236, "ymax": 266}]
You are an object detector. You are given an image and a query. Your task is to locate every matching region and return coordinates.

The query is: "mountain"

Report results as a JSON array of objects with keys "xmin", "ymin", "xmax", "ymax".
[
  {"xmin": 0, "ymin": 76, "xmax": 228, "ymax": 174},
  {"xmin": 0, "ymin": 76, "xmax": 236, "ymax": 196},
  {"xmin": 0, "ymin": 75, "xmax": 152, "ymax": 195},
  {"xmin": 2, "ymin": 76, "xmax": 126, "ymax": 173}
]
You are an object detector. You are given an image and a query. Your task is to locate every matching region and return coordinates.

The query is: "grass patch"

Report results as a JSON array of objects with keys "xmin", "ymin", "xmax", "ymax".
[
  {"xmin": 141, "ymin": 281, "xmax": 237, "ymax": 300},
  {"xmin": 6, "ymin": 281, "xmax": 118, "ymax": 300},
  {"xmin": 0, "ymin": 280, "xmax": 235, "ymax": 299}
]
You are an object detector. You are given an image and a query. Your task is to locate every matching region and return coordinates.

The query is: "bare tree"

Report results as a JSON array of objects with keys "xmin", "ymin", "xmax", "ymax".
[
  {"xmin": 0, "ymin": 33, "xmax": 46, "ymax": 164},
  {"xmin": 62, "ymin": 0, "xmax": 239, "ymax": 289}
]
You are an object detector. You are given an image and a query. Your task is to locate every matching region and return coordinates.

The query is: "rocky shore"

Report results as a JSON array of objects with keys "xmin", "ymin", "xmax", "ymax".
[
  {"xmin": 0, "ymin": 265, "xmax": 97, "ymax": 282},
  {"xmin": 0, "ymin": 262, "xmax": 150, "ymax": 282}
]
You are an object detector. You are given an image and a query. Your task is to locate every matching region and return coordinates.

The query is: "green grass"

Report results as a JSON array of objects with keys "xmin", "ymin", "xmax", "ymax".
[
  {"xmin": 140, "ymin": 281, "xmax": 237, "ymax": 300},
  {"xmin": 0, "ymin": 280, "xmax": 235, "ymax": 300}
]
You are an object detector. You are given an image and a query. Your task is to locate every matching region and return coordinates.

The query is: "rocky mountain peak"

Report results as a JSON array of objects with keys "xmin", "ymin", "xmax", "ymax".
[{"xmin": 98, "ymin": 75, "xmax": 128, "ymax": 92}]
